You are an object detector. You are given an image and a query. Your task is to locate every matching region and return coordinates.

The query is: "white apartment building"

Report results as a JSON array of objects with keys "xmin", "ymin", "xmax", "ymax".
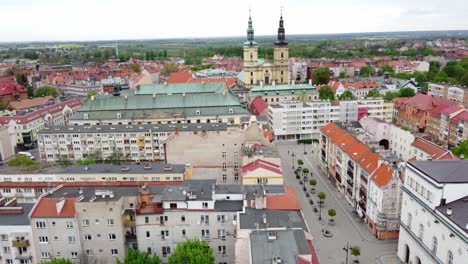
[
  {"xmin": 269, "ymin": 101, "xmax": 341, "ymax": 140},
  {"xmin": 398, "ymin": 160, "xmax": 468, "ymax": 264}
]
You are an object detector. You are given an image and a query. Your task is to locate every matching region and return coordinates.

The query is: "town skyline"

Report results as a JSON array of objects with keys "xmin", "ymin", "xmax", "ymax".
[{"xmin": 1, "ymin": 0, "xmax": 467, "ymax": 42}]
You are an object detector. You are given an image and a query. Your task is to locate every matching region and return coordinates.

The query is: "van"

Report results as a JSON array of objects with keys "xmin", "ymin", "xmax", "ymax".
[{"xmin": 17, "ymin": 151, "xmax": 35, "ymax": 160}]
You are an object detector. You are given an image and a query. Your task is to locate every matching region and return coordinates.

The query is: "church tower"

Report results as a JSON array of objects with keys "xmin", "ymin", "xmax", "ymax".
[
  {"xmin": 273, "ymin": 10, "xmax": 289, "ymax": 84},
  {"xmin": 243, "ymin": 10, "xmax": 258, "ymax": 87}
]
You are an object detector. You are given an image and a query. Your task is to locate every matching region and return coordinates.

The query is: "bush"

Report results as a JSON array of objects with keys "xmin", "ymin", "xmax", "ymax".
[
  {"xmin": 302, "ymin": 168, "xmax": 310, "ymax": 174},
  {"xmin": 297, "ymin": 159, "xmax": 304, "ymax": 165},
  {"xmin": 309, "ymin": 179, "xmax": 317, "ymax": 186},
  {"xmin": 8, "ymin": 155, "xmax": 37, "ymax": 166}
]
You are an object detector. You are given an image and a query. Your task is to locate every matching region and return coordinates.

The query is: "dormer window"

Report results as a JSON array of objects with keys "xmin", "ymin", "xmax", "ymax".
[
  {"xmin": 196, "ymin": 110, "xmax": 201, "ymax": 116},
  {"xmin": 83, "ymin": 114, "xmax": 88, "ymax": 119},
  {"xmin": 228, "ymin": 109, "xmax": 234, "ymax": 114},
  {"xmin": 117, "ymin": 113, "xmax": 122, "ymax": 119}
]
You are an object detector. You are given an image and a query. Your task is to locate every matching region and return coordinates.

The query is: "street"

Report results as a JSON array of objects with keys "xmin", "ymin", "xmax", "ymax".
[{"xmin": 276, "ymin": 143, "xmax": 402, "ymax": 264}]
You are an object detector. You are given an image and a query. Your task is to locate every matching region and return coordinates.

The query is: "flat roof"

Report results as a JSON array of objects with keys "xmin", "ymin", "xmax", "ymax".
[
  {"xmin": 0, "ymin": 203, "xmax": 34, "ymax": 225},
  {"xmin": 250, "ymin": 229, "xmax": 310, "ymax": 264},
  {"xmin": 38, "ymin": 123, "xmax": 228, "ymax": 135},
  {"xmin": 239, "ymin": 208, "xmax": 307, "ymax": 230},
  {"xmin": 408, "ymin": 160, "xmax": 468, "ymax": 183}
]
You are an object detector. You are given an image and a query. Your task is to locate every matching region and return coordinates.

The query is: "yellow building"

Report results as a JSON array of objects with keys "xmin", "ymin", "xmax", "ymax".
[
  {"xmin": 241, "ymin": 159, "xmax": 284, "ymax": 185},
  {"xmin": 243, "ymin": 10, "xmax": 289, "ymax": 88}
]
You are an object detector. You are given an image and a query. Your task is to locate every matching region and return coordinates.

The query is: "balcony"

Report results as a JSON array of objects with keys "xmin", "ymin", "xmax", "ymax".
[
  {"xmin": 347, "ymin": 170, "xmax": 354, "ymax": 178},
  {"xmin": 125, "ymin": 233, "xmax": 137, "ymax": 241},
  {"xmin": 360, "ymin": 175, "xmax": 368, "ymax": 185},
  {"xmin": 358, "ymin": 201, "xmax": 366, "ymax": 213},
  {"xmin": 15, "ymin": 252, "xmax": 31, "ymax": 260},
  {"xmin": 347, "ymin": 178, "xmax": 354, "ymax": 187},
  {"xmin": 346, "ymin": 187, "xmax": 353, "ymax": 196},
  {"xmin": 12, "ymin": 240, "xmax": 29, "ymax": 247},
  {"xmin": 376, "ymin": 212, "xmax": 387, "ymax": 221}
]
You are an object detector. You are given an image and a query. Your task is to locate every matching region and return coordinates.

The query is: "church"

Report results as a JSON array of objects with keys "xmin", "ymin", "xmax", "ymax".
[{"xmin": 242, "ymin": 10, "xmax": 289, "ymax": 89}]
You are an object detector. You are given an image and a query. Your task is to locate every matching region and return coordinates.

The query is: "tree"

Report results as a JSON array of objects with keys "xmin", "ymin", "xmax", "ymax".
[
  {"xmin": 105, "ymin": 150, "xmax": 124, "ymax": 165},
  {"xmin": 0, "ymin": 102, "xmax": 9, "ymax": 111},
  {"xmin": 39, "ymin": 258, "xmax": 73, "ymax": 264},
  {"xmin": 15, "ymin": 73, "xmax": 29, "ymax": 87},
  {"xmin": 317, "ymin": 192, "xmax": 326, "ymax": 203},
  {"xmin": 365, "ymin": 89, "xmax": 381, "ymax": 99},
  {"xmin": 318, "ymin": 85, "xmax": 335, "ymax": 101},
  {"xmin": 161, "ymin": 62, "xmax": 179, "ymax": 75},
  {"xmin": 460, "ymin": 72, "xmax": 468, "ymax": 87},
  {"xmin": 116, "ymin": 249, "xmax": 161, "ymax": 264},
  {"xmin": 35, "ymin": 86, "xmax": 59, "ymax": 98},
  {"xmin": 359, "ymin": 66, "xmax": 375, "ymax": 77},
  {"xmin": 433, "ymin": 71, "xmax": 449, "ymax": 83},
  {"xmin": 26, "ymin": 85, "xmax": 34, "ymax": 97},
  {"xmin": 302, "ymin": 168, "xmax": 310, "ymax": 175},
  {"xmin": 380, "ymin": 64, "xmax": 394, "ymax": 75},
  {"xmin": 338, "ymin": 90, "xmax": 355, "ymax": 100},
  {"xmin": 384, "ymin": 91, "xmax": 399, "ymax": 101},
  {"xmin": 8, "ymin": 155, "xmax": 37, "ymax": 167},
  {"xmin": 87, "ymin": 91, "xmax": 98, "ymax": 100},
  {"xmin": 399, "ymin": 87, "xmax": 416, "ymax": 97},
  {"xmin": 130, "ymin": 63, "xmax": 141, "ymax": 73},
  {"xmin": 297, "ymin": 159, "xmax": 304, "ymax": 166},
  {"xmin": 351, "ymin": 246, "xmax": 361, "ymax": 262},
  {"xmin": 309, "ymin": 179, "xmax": 317, "ymax": 187},
  {"xmin": 339, "ymin": 71, "xmax": 346, "ymax": 78},
  {"xmin": 450, "ymin": 140, "xmax": 468, "ymax": 158},
  {"xmin": 167, "ymin": 239, "xmax": 215, "ymax": 264},
  {"xmin": 328, "ymin": 209, "xmax": 336, "ymax": 220},
  {"xmin": 313, "ymin": 67, "xmax": 330, "ymax": 85}
]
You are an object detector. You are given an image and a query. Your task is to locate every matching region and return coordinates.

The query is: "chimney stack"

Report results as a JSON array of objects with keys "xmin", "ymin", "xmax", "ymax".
[{"xmin": 447, "ymin": 208, "xmax": 452, "ymax": 216}]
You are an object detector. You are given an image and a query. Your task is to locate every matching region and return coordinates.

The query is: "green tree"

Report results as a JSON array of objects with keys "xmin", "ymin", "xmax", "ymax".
[
  {"xmin": 87, "ymin": 91, "xmax": 98, "ymax": 100},
  {"xmin": 116, "ymin": 249, "xmax": 161, "ymax": 264},
  {"xmin": 317, "ymin": 192, "xmax": 326, "ymax": 202},
  {"xmin": 302, "ymin": 168, "xmax": 310, "ymax": 174},
  {"xmin": 0, "ymin": 102, "xmax": 9, "ymax": 111},
  {"xmin": 130, "ymin": 63, "xmax": 141, "ymax": 73},
  {"xmin": 365, "ymin": 89, "xmax": 381, "ymax": 99},
  {"xmin": 460, "ymin": 72, "xmax": 468, "ymax": 87},
  {"xmin": 8, "ymin": 155, "xmax": 37, "ymax": 166},
  {"xmin": 384, "ymin": 91, "xmax": 400, "ymax": 101},
  {"xmin": 338, "ymin": 90, "xmax": 355, "ymax": 100},
  {"xmin": 380, "ymin": 64, "xmax": 394, "ymax": 75},
  {"xmin": 26, "ymin": 85, "xmax": 34, "ymax": 97},
  {"xmin": 318, "ymin": 85, "xmax": 335, "ymax": 101},
  {"xmin": 297, "ymin": 159, "xmax": 304, "ymax": 166},
  {"xmin": 161, "ymin": 62, "xmax": 179, "ymax": 75},
  {"xmin": 328, "ymin": 208, "xmax": 337, "ymax": 220},
  {"xmin": 309, "ymin": 179, "xmax": 317, "ymax": 186},
  {"xmin": 167, "ymin": 239, "xmax": 215, "ymax": 264},
  {"xmin": 313, "ymin": 67, "xmax": 330, "ymax": 85},
  {"xmin": 359, "ymin": 66, "xmax": 375, "ymax": 77},
  {"xmin": 433, "ymin": 71, "xmax": 449, "ymax": 83},
  {"xmin": 450, "ymin": 140, "xmax": 468, "ymax": 158},
  {"xmin": 339, "ymin": 71, "xmax": 346, "ymax": 78},
  {"xmin": 40, "ymin": 258, "xmax": 73, "ymax": 264},
  {"xmin": 351, "ymin": 246, "xmax": 361, "ymax": 262},
  {"xmin": 399, "ymin": 87, "xmax": 416, "ymax": 97},
  {"xmin": 35, "ymin": 86, "xmax": 59, "ymax": 98}
]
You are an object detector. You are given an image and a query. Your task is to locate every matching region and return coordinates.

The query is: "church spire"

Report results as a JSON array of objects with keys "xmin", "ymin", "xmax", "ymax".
[
  {"xmin": 275, "ymin": 7, "xmax": 287, "ymax": 46},
  {"xmin": 247, "ymin": 9, "xmax": 254, "ymax": 43}
]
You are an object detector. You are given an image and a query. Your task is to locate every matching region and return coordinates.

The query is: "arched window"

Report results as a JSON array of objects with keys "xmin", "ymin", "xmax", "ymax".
[
  {"xmin": 432, "ymin": 236, "xmax": 438, "ymax": 254},
  {"xmin": 281, "ymin": 52, "xmax": 284, "ymax": 58},
  {"xmin": 418, "ymin": 224, "xmax": 424, "ymax": 240},
  {"xmin": 407, "ymin": 213, "xmax": 412, "ymax": 229},
  {"xmin": 447, "ymin": 250, "xmax": 453, "ymax": 264},
  {"xmin": 250, "ymin": 53, "xmax": 253, "ymax": 60}
]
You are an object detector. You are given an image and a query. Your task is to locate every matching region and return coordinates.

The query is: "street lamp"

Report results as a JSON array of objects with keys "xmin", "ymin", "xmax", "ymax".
[
  {"xmin": 343, "ymin": 242, "xmax": 350, "ymax": 264},
  {"xmin": 291, "ymin": 152, "xmax": 296, "ymax": 169}
]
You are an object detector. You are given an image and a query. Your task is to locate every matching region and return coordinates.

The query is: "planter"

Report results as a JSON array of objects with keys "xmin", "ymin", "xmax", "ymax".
[
  {"xmin": 306, "ymin": 193, "xmax": 310, "ymax": 197},
  {"xmin": 309, "ymin": 199, "xmax": 314, "ymax": 205},
  {"xmin": 310, "ymin": 188, "xmax": 316, "ymax": 194},
  {"xmin": 353, "ymin": 260, "xmax": 360, "ymax": 264},
  {"xmin": 313, "ymin": 207, "xmax": 318, "ymax": 213},
  {"xmin": 303, "ymin": 187, "xmax": 307, "ymax": 192},
  {"xmin": 328, "ymin": 219, "xmax": 335, "ymax": 226},
  {"xmin": 322, "ymin": 229, "xmax": 333, "ymax": 237}
]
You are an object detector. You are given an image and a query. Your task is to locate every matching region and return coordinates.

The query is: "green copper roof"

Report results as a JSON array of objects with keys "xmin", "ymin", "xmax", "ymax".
[
  {"xmin": 250, "ymin": 84, "xmax": 318, "ymax": 97},
  {"xmin": 134, "ymin": 82, "xmax": 225, "ymax": 95}
]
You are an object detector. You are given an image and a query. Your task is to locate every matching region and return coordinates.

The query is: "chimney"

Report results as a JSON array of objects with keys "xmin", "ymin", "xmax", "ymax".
[
  {"xmin": 262, "ymin": 213, "xmax": 267, "ymax": 224},
  {"xmin": 447, "ymin": 208, "xmax": 452, "ymax": 216},
  {"xmin": 308, "ymin": 79, "xmax": 312, "ymax": 85},
  {"xmin": 466, "ymin": 223, "xmax": 468, "ymax": 230}
]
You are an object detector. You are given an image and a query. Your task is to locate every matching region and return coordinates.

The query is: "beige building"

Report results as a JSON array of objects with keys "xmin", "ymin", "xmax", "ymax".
[
  {"xmin": 358, "ymin": 99, "xmax": 394, "ymax": 123},
  {"xmin": 428, "ymin": 82, "xmax": 468, "ymax": 109},
  {"xmin": 0, "ymin": 125, "xmax": 15, "ymax": 163},
  {"xmin": 242, "ymin": 12, "xmax": 289, "ymax": 88}
]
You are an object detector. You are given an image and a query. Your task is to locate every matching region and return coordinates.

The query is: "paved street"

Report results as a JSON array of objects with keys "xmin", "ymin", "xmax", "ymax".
[{"xmin": 276, "ymin": 143, "xmax": 402, "ymax": 264}]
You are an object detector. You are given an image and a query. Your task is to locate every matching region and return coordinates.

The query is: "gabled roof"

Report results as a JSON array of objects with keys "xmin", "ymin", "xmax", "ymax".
[
  {"xmin": 371, "ymin": 163, "xmax": 394, "ymax": 187},
  {"xmin": 30, "ymin": 198, "xmax": 76, "ymax": 218},
  {"xmin": 242, "ymin": 159, "xmax": 282, "ymax": 175},
  {"xmin": 411, "ymin": 137, "xmax": 457, "ymax": 160},
  {"xmin": 345, "ymin": 142, "xmax": 369, "ymax": 162},
  {"xmin": 0, "ymin": 80, "xmax": 26, "ymax": 96},
  {"xmin": 249, "ymin": 96, "xmax": 268, "ymax": 116},
  {"xmin": 266, "ymin": 186, "xmax": 301, "ymax": 210},
  {"xmin": 407, "ymin": 160, "xmax": 468, "ymax": 183},
  {"xmin": 320, "ymin": 122, "xmax": 339, "ymax": 137},
  {"xmin": 167, "ymin": 71, "xmax": 192, "ymax": 83},
  {"xmin": 451, "ymin": 110, "xmax": 468, "ymax": 122},
  {"xmin": 440, "ymin": 105, "xmax": 462, "ymax": 115},
  {"xmin": 9, "ymin": 96, "xmax": 54, "ymax": 110},
  {"xmin": 334, "ymin": 133, "xmax": 356, "ymax": 151},
  {"xmin": 358, "ymin": 151, "xmax": 380, "ymax": 174}
]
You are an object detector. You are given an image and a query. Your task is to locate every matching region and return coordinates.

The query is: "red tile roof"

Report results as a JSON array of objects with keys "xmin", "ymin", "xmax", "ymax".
[
  {"xmin": 334, "ymin": 133, "xmax": 356, "ymax": 151},
  {"xmin": 249, "ymin": 96, "xmax": 268, "ymax": 116},
  {"xmin": 451, "ymin": 110, "xmax": 468, "ymax": 122},
  {"xmin": 0, "ymin": 79, "xmax": 26, "ymax": 96},
  {"xmin": 167, "ymin": 71, "xmax": 193, "ymax": 83},
  {"xmin": 242, "ymin": 159, "xmax": 282, "ymax": 175},
  {"xmin": 411, "ymin": 137, "xmax": 457, "ymax": 160},
  {"xmin": 320, "ymin": 122, "xmax": 339, "ymax": 137},
  {"xmin": 31, "ymin": 198, "xmax": 76, "ymax": 218},
  {"xmin": 441, "ymin": 105, "xmax": 463, "ymax": 115},
  {"xmin": 345, "ymin": 142, "xmax": 369, "ymax": 162},
  {"xmin": 266, "ymin": 186, "xmax": 301, "ymax": 210},
  {"xmin": 9, "ymin": 96, "xmax": 54, "ymax": 110},
  {"xmin": 358, "ymin": 151, "xmax": 380, "ymax": 174},
  {"xmin": 371, "ymin": 163, "xmax": 393, "ymax": 187}
]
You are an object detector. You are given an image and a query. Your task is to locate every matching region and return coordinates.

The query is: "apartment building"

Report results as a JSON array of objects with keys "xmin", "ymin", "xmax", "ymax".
[
  {"xmin": 69, "ymin": 83, "xmax": 249, "ymax": 126},
  {"xmin": 269, "ymin": 101, "xmax": 341, "ymax": 140},
  {"xmin": 428, "ymin": 82, "xmax": 468, "ymax": 109},
  {"xmin": 0, "ymin": 126, "xmax": 15, "ymax": 162},
  {"xmin": 0, "ymin": 98, "xmax": 82, "ymax": 150},
  {"xmin": 0, "ymin": 201, "xmax": 36, "ymax": 264},
  {"xmin": 397, "ymin": 160, "xmax": 468, "ymax": 264},
  {"xmin": 448, "ymin": 110, "xmax": 468, "ymax": 147},
  {"xmin": 248, "ymin": 82, "xmax": 319, "ymax": 106},
  {"xmin": 357, "ymin": 99, "xmax": 394, "ymax": 123},
  {"xmin": 37, "ymin": 123, "xmax": 228, "ymax": 162}
]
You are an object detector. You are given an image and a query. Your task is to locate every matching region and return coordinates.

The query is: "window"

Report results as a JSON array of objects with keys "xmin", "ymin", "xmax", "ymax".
[
  {"xmin": 41, "ymin": 252, "xmax": 51, "ymax": 259},
  {"xmin": 36, "ymin": 221, "xmax": 46, "ymax": 229},
  {"xmin": 145, "ymin": 216, "xmax": 149, "ymax": 223},
  {"xmin": 160, "ymin": 216, "xmax": 168, "ymax": 224},
  {"xmin": 217, "ymin": 215, "xmax": 226, "ymax": 223},
  {"xmin": 222, "ymin": 163, "xmax": 227, "ymax": 170},
  {"xmin": 181, "ymin": 216, "xmax": 186, "ymax": 222},
  {"xmin": 84, "ymin": 234, "xmax": 92, "ymax": 240},
  {"xmin": 201, "ymin": 215, "xmax": 209, "ymax": 224},
  {"xmin": 418, "ymin": 224, "xmax": 424, "ymax": 239},
  {"xmin": 447, "ymin": 250, "xmax": 453, "ymax": 264},
  {"xmin": 222, "ymin": 174, "xmax": 227, "ymax": 182},
  {"xmin": 146, "ymin": 231, "xmax": 150, "ymax": 238},
  {"xmin": 234, "ymin": 173, "xmax": 239, "ymax": 181},
  {"xmin": 432, "ymin": 237, "xmax": 438, "ymax": 254},
  {"xmin": 68, "ymin": 236, "xmax": 76, "ymax": 244},
  {"xmin": 222, "ymin": 152, "xmax": 226, "ymax": 158},
  {"xmin": 170, "ymin": 203, "xmax": 177, "ymax": 209},
  {"xmin": 39, "ymin": 236, "xmax": 49, "ymax": 243},
  {"xmin": 82, "ymin": 219, "xmax": 90, "ymax": 227},
  {"xmin": 66, "ymin": 221, "xmax": 74, "ymax": 229},
  {"xmin": 71, "ymin": 252, "xmax": 78, "ymax": 259},
  {"xmin": 234, "ymin": 151, "xmax": 238, "ymax": 158},
  {"xmin": 86, "ymin": 250, "xmax": 93, "ymax": 256},
  {"xmin": 162, "ymin": 246, "xmax": 171, "ymax": 257},
  {"xmin": 182, "ymin": 230, "xmax": 186, "ymax": 236},
  {"xmin": 1, "ymin": 234, "xmax": 7, "ymax": 241},
  {"xmin": 95, "ymin": 219, "xmax": 100, "ymax": 224},
  {"xmin": 111, "ymin": 249, "xmax": 118, "ymax": 256},
  {"xmin": 202, "ymin": 202, "xmax": 208, "ymax": 208},
  {"xmin": 407, "ymin": 213, "xmax": 412, "ymax": 229},
  {"xmin": 109, "ymin": 234, "xmax": 116, "ymax": 240},
  {"xmin": 201, "ymin": 229, "xmax": 210, "ymax": 238},
  {"xmin": 107, "ymin": 219, "xmax": 114, "ymax": 226},
  {"xmin": 160, "ymin": 230, "xmax": 169, "ymax": 239},
  {"xmin": 6, "ymin": 260, "xmax": 13, "ymax": 264},
  {"xmin": 3, "ymin": 246, "xmax": 10, "ymax": 253},
  {"xmin": 196, "ymin": 110, "xmax": 201, "ymax": 116},
  {"xmin": 217, "ymin": 229, "xmax": 226, "ymax": 238},
  {"xmin": 218, "ymin": 245, "xmax": 226, "ymax": 254}
]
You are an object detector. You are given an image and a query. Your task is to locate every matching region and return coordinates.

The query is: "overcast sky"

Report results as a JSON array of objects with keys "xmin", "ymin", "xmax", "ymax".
[{"xmin": 0, "ymin": 0, "xmax": 467, "ymax": 42}]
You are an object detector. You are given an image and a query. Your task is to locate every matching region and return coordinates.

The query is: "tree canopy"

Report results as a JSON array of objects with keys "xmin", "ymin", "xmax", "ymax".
[
  {"xmin": 384, "ymin": 91, "xmax": 400, "ymax": 101},
  {"xmin": 338, "ymin": 90, "xmax": 355, "ymax": 100},
  {"xmin": 313, "ymin": 67, "xmax": 330, "ymax": 85},
  {"xmin": 359, "ymin": 66, "xmax": 375, "ymax": 77},
  {"xmin": 399, "ymin": 87, "xmax": 416, "ymax": 97},
  {"xmin": 380, "ymin": 64, "xmax": 394, "ymax": 75},
  {"xmin": 35, "ymin": 86, "xmax": 59, "ymax": 98},
  {"xmin": 161, "ymin": 62, "xmax": 179, "ymax": 75},
  {"xmin": 130, "ymin": 63, "xmax": 141, "ymax": 73},
  {"xmin": 450, "ymin": 140, "xmax": 468, "ymax": 158},
  {"xmin": 39, "ymin": 258, "xmax": 73, "ymax": 264},
  {"xmin": 318, "ymin": 85, "xmax": 335, "ymax": 101},
  {"xmin": 116, "ymin": 249, "xmax": 161, "ymax": 264},
  {"xmin": 167, "ymin": 239, "xmax": 215, "ymax": 264},
  {"xmin": 317, "ymin": 192, "xmax": 326, "ymax": 201},
  {"xmin": 365, "ymin": 89, "xmax": 381, "ymax": 99}
]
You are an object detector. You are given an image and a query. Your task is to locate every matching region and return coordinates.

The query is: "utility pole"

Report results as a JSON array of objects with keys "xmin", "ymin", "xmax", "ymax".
[{"xmin": 343, "ymin": 242, "xmax": 350, "ymax": 264}]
